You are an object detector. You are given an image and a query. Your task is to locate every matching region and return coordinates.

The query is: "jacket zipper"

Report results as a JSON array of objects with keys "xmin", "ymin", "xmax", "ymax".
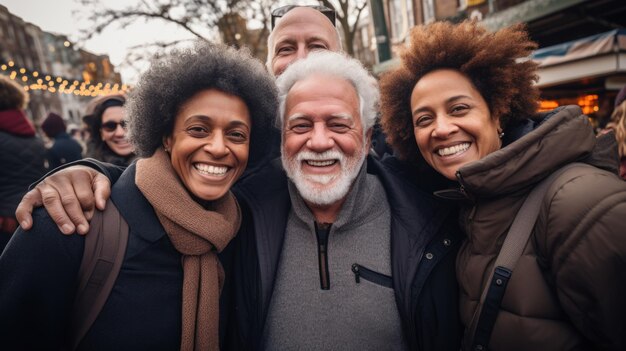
[
  {"xmin": 455, "ymin": 171, "xmax": 471, "ymax": 200},
  {"xmin": 456, "ymin": 170, "xmax": 476, "ymax": 234},
  {"xmin": 314, "ymin": 222, "xmax": 331, "ymax": 290},
  {"xmin": 351, "ymin": 263, "xmax": 393, "ymax": 288}
]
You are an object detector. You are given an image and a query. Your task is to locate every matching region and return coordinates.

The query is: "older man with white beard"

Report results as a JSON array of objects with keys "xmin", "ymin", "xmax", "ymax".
[{"xmin": 221, "ymin": 51, "xmax": 463, "ymax": 350}]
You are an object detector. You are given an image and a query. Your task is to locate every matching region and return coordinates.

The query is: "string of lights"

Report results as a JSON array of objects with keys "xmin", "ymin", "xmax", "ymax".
[{"xmin": 0, "ymin": 60, "xmax": 131, "ymax": 97}]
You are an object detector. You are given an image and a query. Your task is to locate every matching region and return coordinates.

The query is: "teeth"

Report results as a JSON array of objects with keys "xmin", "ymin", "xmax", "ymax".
[
  {"xmin": 306, "ymin": 160, "xmax": 336, "ymax": 167},
  {"xmin": 437, "ymin": 143, "xmax": 470, "ymax": 157},
  {"xmin": 194, "ymin": 163, "xmax": 228, "ymax": 176}
]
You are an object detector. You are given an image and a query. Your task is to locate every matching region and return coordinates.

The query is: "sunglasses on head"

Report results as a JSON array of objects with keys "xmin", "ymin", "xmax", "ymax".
[
  {"xmin": 271, "ymin": 4, "xmax": 336, "ymax": 30},
  {"xmin": 101, "ymin": 120, "xmax": 127, "ymax": 132}
]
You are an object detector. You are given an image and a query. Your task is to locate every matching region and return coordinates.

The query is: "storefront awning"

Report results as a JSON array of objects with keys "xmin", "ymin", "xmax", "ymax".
[{"xmin": 532, "ymin": 29, "xmax": 626, "ymax": 88}]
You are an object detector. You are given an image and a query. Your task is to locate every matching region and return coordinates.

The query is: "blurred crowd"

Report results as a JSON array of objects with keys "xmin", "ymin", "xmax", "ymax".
[{"xmin": 0, "ymin": 75, "xmax": 135, "ymax": 250}]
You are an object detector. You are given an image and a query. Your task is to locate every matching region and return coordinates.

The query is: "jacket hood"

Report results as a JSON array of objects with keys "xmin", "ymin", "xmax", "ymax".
[
  {"xmin": 0, "ymin": 109, "xmax": 36, "ymax": 137},
  {"xmin": 457, "ymin": 105, "xmax": 619, "ymax": 198}
]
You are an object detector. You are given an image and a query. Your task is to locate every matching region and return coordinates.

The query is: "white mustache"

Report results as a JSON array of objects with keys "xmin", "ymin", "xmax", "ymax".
[{"xmin": 296, "ymin": 150, "xmax": 345, "ymax": 163}]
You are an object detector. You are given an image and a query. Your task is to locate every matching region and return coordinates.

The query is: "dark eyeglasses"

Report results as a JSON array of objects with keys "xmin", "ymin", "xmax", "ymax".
[
  {"xmin": 101, "ymin": 120, "xmax": 127, "ymax": 132},
  {"xmin": 271, "ymin": 5, "xmax": 336, "ymax": 30}
]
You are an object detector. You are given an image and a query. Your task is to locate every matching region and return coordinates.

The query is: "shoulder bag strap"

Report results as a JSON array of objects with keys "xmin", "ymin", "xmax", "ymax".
[
  {"xmin": 465, "ymin": 162, "xmax": 587, "ymax": 351},
  {"xmin": 68, "ymin": 200, "xmax": 129, "ymax": 350}
]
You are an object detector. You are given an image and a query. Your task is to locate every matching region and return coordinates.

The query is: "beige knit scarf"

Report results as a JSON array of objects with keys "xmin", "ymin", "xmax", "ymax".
[{"xmin": 135, "ymin": 148, "xmax": 241, "ymax": 351}]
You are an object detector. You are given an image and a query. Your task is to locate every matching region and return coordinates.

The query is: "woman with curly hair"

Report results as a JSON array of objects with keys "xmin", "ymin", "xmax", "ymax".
[
  {"xmin": 0, "ymin": 42, "xmax": 277, "ymax": 350},
  {"xmin": 82, "ymin": 94, "xmax": 136, "ymax": 166},
  {"xmin": 380, "ymin": 21, "xmax": 626, "ymax": 350}
]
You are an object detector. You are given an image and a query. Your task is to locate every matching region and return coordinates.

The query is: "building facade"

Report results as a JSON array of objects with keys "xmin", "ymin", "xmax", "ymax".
[
  {"xmin": 370, "ymin": 0, "xmax": 626, "ymax": 127},
  {"xmin": 0, "ymin": 4, "xmax": 124, "ymax": 126}
]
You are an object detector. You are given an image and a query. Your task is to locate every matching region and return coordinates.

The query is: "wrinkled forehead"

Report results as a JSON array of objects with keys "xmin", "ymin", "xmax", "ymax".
[
  {"xmin": 275, "ymin": 7, "xmax": 334, "ymax": 29},
  {"xmin": 284, "ymin": 75, "xmax": 361, "ymax": 121},
  {"xmin": 272, "ymin": 7, "xmax": 337, "ymax": 42}
]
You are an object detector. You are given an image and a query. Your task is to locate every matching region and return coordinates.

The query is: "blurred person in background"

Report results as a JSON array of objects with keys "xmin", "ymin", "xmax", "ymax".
[
  {"xmin": 605, "ymin": 86, "xmax": 626, "ymax": 179},
  {"xmin": 83, "ymin": 94, "xmax": 135, "ymax": 166},
  {"xmin": 41, "ymin": 112, "xmax": 83, "ymax": 169},
  {"xmin": 67, "ymin": 122, "xmax": 88, "ymax": 155},
  {"xmin": 0, "ymin": 75, "xmax": 46, "ymax": 252}
]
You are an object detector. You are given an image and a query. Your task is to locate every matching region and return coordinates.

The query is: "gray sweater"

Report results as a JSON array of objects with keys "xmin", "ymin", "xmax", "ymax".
[{"xmin": 263, "ymin": 164, "xmax": 408, "ymax": 350}]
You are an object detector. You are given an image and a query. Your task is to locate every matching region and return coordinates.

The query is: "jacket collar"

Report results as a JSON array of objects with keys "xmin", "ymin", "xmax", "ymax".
[
  {"xmin": 458, "ymin": 105, "xmax": 599, "ymax": 198},
  {"xmin": 110, "ymin": 163, "xmax": 168, "ymax": 258},
  {"xmin": 369, "ymin": 155, "xmax": 455, "ymax": 325},
  {"xmin": 232, "ymin": 159, "xmax": 291, "ymax": 330}
]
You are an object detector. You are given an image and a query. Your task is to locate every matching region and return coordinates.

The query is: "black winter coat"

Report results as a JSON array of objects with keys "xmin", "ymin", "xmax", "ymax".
[
  {"xmin": 0, "ymin": 164, "xmax": 185, "ymax": 350},
  {"xmin": 0, "ymin": 131, "xmax": 47, "ymax": 218},
  {"xmin": 46, "ymin": 132, "xmax": 83, "ymax": 169}
]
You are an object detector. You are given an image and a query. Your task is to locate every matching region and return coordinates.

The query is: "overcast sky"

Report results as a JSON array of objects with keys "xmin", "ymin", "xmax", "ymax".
[{"xmin": 1, "ymin": 0, "xmax": 196, "ymax": 83}]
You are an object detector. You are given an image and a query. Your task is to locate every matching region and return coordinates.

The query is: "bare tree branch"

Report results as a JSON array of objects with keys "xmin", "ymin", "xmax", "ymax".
[
  {"xmin": 320, "ymin": 0, "xmax": 368, "ymax": 56},
  {"xmin": 74, "ymin": 0, "xmax": 279, "ymax": 81}
]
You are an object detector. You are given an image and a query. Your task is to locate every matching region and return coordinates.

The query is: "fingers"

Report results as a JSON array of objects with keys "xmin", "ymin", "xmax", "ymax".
[
  {"xmin": 39, "ymin": 177, "xmax": 84, "ymax": 235},
  {"xmin": 71, "ymin": 170, "xmax": 98, "ymax": 220},
  {"xmin": 50, "ymin": 167, "xmax": 107, "ymax": 235},
  {"xmin": 92, "ymin": 173, "xmax": 111, "ymax": 211},
  {"xmin": 15, "ymin": 166, "xmax": 112, "ymax": 235},
  {"xmin": 34, "ymin": 166, "xmax": 107, "ymax": 235},
  {"xmin": 15, "ymin": 189, "xmax": 44, "ymax": 230}
]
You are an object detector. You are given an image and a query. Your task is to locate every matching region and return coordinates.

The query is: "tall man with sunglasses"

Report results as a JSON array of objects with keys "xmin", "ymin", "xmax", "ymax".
[{"xmin": 15, "ymin": 6, "xmax": 462, "ymax": 350}]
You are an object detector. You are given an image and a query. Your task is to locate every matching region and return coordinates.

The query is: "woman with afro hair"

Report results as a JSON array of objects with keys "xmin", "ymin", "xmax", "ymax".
[
  {"xmin": 0, "ymin": 42, "xmax": 278, "ymax": 350},
  {"xmin": 380, "ymin": 20, "xmax": 626, "ymax": 350}
]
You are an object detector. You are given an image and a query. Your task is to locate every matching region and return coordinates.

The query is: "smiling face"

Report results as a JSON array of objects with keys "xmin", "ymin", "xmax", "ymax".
[
  {"xmin": 164, "ymin": 89, "xmax": 251, "ymax": 201},
  {"xmin": 410, "ymin": 69, "xmax": 501, "ymax": 180},
  {"xmin": 269, "ymin": 7, "xmax": 340, "ymax": 76},
  {"xmin": 282, "ymin": 74, "xmax": 369, "ymax": 206},
  {"xmin": 100, "ymin": 106, "xmax": 134, "ymax": 156}
]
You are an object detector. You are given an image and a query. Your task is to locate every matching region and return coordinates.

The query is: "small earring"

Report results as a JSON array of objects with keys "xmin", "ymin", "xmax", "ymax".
[{"xmin": 497, "ymin": 128, "xmax": 504, "ymax": 139}]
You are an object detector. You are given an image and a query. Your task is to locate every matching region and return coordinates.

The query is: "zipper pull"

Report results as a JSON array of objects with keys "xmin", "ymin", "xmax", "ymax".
[{"xmin": 352, "ymin": 263, "xmax": 360, "ymax": 283}]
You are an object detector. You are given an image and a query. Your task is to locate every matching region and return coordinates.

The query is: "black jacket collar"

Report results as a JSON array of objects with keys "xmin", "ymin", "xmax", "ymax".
[{"xmin": 110, "ymin": 163, "xmax": 168, "ymax": 259}]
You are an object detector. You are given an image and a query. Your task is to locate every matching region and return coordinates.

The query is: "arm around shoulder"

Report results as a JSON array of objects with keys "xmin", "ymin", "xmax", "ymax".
[
  {"xmin": 30, "ymin": 158, "xmax": 126, "ymax": 190},
  {"xmin": 16, "ymin": 158, "xmax": 125, "ymax": 234}
]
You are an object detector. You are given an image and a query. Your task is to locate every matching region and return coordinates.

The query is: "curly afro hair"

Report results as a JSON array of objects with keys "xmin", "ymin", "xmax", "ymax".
[
  {"xmin": 0, "ymin": 75, "xmax": 29, "ymax": 111},
  {"xmin": 380, "ymin": 20, "xmax": 539, "ymax": 164},
  {"xmin": 127, "ymin": 42, "xmax": 278, "ymax": 169}
]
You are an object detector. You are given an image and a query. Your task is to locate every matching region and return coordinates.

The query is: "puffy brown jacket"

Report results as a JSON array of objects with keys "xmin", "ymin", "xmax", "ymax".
[{"xmin": 454, "ymin": 106, "xmax": 626, "ymax": 350}]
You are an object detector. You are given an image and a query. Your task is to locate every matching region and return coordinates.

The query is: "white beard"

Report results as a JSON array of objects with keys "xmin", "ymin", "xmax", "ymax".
[{"xmin": 282, "ymin": 147, "xmax": 367, "ymax": 206}]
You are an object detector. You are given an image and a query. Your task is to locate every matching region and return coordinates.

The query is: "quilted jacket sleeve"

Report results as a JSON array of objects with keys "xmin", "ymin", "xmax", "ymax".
[{"xmin": 537, "ymin": 166, "xmax": 626, "ymax": 350}]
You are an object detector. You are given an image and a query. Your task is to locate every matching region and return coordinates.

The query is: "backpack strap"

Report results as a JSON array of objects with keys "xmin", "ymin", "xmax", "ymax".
[
  {"xmin": 68, "ymin": 200, "xmax": 129, "ymax": 350},
  {"xmin": 465, "ymin": 162, "xmax": 587, "ymax": 351}
]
